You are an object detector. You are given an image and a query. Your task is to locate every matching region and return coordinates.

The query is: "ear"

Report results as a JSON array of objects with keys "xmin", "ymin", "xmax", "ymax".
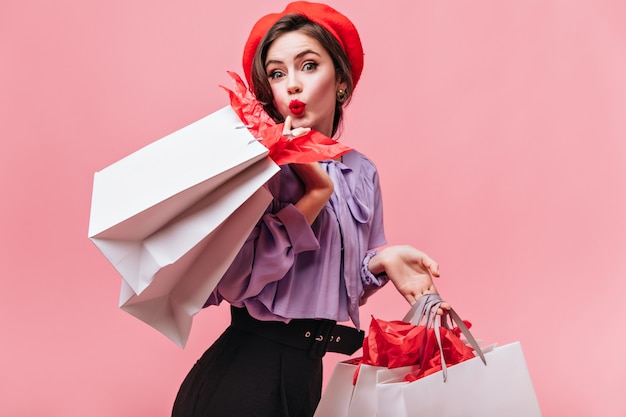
[{"xmin": 336, "ymin": 78, "xmax": 348, "ymax": 91}]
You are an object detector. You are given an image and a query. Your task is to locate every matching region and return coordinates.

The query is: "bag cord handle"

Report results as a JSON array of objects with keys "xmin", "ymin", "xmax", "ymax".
[{"xmin": 402, "ymin": 293, "xmax": 487, "ymax": 382}]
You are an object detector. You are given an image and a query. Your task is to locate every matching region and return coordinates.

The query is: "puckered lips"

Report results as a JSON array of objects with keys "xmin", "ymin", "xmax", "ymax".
[{"xmin": 289, "ymin": 100, "xmax": 306, "ymax": 116}]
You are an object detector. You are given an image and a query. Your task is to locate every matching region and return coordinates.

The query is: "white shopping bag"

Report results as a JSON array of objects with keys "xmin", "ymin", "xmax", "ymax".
[
  {"xmin": 314, "ymin": 361, "xmax": 418, "ymax": 417},
  {"xmin": 375, "ymin": 343, "xmax": 496, "ymax": 417},
  {"xmin": 313, "ymin": 361, "xmax": 358, "ymax": 417},
  {"xmin": 402, "ymin": 342, "xmax": 542, "ymax": 416},
  {"xmin": 375, "ymin": 371, "xmax": 410, "ymax": 417},
  {"xmin": 117, "ymin": 180, "xmax": 272, "ymax": 348},
  {"xmin": 347, "ymin": 364, "xmax": 418, "ymax": 417},
  {"xmin": 316, "ymin": 294, "xmax": 485, "ymax": 417},
  {"xmin": 88, "ymin": 105, "xmax": 280, "ymax": 347}
]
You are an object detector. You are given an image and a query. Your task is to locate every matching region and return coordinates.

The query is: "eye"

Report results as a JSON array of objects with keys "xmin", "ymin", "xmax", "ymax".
[
  {"xmin": 267, "ymin": 69, "xmax": 285, "ymax": 80},
  {"xmin": 302, "ymin": 61, "xmax": 318, "ymax": 71}
]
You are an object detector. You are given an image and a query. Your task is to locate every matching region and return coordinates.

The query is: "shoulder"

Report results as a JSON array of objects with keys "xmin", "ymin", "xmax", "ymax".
[{"xmin": 343, "ymin": 149, "xmax": 380, "ymax": 180}]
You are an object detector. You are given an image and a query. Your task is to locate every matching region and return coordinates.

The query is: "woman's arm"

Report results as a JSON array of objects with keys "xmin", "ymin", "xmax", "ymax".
[
  {"xmin": 282, "ymin": 115, "xmax": 334, "ymax": 225},
  {"xmin": 215, "ymin": 119, "xmax": 333, "ymax": 303},
  {"xmin": 290, "ymin": 162, "xmax": 334, "ymax": 224}
]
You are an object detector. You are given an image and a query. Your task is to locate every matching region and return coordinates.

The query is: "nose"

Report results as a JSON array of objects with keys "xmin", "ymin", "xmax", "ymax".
[
  {"xmin": 288, "ymin": 85, "xmax": 302, "ymax": 94},
  {"xmin": 287, "ymin": 73, "xmax": 302, "ymax": 95}
]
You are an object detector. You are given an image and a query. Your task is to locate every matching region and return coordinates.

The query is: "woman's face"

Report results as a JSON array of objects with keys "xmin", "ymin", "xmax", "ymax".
[{"xmin": 264, "ymin": 30, "xmax": 346, "ymax": 137}]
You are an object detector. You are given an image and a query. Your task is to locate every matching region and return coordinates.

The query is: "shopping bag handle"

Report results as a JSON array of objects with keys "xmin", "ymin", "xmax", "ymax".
[
  {"xmin": 402, "ymin": 294, "xmax": 487, "ymax": 381},
  {"xmin": 402, "ymin": 293, "xmax": 442, "ymax": 326}
]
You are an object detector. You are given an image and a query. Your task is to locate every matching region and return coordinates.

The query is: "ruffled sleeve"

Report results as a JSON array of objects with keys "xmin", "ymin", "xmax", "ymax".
[{"xmin": 211, "ymin": 173, "xmax": 320, "ymax": 305}]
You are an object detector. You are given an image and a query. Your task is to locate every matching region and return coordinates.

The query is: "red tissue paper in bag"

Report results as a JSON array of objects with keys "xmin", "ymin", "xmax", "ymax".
[
  {"xmin": 360, "ymin": 315, "xmax": 477, "ymax": 382},
  {"xmin": 220, "ymin": 72, "xmax": 352, "ymax": 165}
]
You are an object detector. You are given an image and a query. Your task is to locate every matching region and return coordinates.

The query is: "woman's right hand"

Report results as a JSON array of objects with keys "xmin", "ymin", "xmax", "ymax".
[
  {"xmin": 283, "ymin": 116, "xmax": 334, "ymax": 224},
  {"xmin": 368, "ymin": 245, "xmax": 449, "ymax": 313}
]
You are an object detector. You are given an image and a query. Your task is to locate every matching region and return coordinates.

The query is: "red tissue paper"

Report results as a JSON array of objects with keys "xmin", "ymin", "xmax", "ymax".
[
  {"xmin": 360, "ymin": 315, "xmax": 477, "ymax": 382},
  {"xmin": 221, "ymin": 71, "xmax": 352, "ymax": 165}
]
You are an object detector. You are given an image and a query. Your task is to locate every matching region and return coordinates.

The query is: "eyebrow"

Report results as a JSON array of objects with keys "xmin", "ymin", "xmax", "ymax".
[{"xmin": 265, "ymin": 49, "xmax": 322, "ymax": 68}]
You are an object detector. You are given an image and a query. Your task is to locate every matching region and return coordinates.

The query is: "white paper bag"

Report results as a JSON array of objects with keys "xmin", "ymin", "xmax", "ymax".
[
  {"xmin": 375, "ymin": 372, "xmax": 410, "ymax": 417},
  {"xmin": 313, "ymin": 361, "xmax": 358, "ymax": 417},
  {"xmin": 348, "ymin": 364, "xmax": 418, "ymax": 417},
  {"xmin": 89, "ymin": 105, "xmax": 278, "ymax": 293},
  {"xmin": 118, "ymin": 183, "xmax": 272, "ymax": 347},
  {"xmin": 314, "ymin": 362, "xmax": 418, "ymax": 417},
  {"xmin": 402, "ymin": 342, "xmax": 542, "ymax": 417},
  {"xmin": 88, "ymin": 105, "xmax": 280, "ymax": 347}
]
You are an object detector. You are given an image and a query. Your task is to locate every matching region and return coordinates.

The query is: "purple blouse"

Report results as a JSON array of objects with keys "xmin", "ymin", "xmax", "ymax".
[{"xmin": 206, "ymin": 150, "xmax": 388, "ymax": 329}]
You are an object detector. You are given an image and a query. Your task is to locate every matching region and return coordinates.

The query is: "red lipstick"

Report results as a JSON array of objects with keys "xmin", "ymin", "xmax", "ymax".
[{"xmin": 289, "ymin": 100, "xmax": 306, "ymax": 116}]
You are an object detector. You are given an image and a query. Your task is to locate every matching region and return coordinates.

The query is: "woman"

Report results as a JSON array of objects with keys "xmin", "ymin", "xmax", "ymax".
[{"xmin": 172, "ymin": 3, "xmax": 445, "ymax": 416}]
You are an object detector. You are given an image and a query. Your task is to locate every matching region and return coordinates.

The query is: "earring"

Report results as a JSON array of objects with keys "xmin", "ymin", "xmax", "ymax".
[{"xmin": 336, "ymin": 88, "xmax": 348, "ymax": 103}]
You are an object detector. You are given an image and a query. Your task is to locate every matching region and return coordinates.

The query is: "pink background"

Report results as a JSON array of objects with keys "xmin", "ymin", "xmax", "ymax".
[{"xmin": 2, "ymin": 0, "xmax": 625, "ymax": 415}]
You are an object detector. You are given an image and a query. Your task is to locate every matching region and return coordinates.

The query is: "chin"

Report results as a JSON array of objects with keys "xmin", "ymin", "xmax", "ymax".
[{"xmin": 292, "ymin": 117, "xmax": 312, "ymax": 129}]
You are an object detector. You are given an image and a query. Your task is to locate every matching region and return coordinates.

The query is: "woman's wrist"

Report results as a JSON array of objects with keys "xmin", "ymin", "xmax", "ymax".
[{"xmin": 367, "ymin": 249, "xmax": 387, "ymax": 276}]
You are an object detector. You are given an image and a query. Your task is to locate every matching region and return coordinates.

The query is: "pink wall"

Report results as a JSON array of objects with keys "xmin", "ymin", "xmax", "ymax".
[{"xmin": 2, "ymin": 0, "xmax": 625, "ymax": 415}]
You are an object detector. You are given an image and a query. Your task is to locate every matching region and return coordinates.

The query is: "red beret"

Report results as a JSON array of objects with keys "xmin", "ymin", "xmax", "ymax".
[{"xmin": 242, "ymin": 1, "xmax": 364, "ymax": 90}]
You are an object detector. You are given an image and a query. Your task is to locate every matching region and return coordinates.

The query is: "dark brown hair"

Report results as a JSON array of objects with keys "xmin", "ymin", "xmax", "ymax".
[{"xmin": 250, "ymin": 14, "xmax": 353, "ymax": 137}]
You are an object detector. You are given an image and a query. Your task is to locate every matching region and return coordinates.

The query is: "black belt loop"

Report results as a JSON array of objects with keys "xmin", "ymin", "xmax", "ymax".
[{"xmin": 230, "ymin": 306, "xmax": 364, "ymax": 358}]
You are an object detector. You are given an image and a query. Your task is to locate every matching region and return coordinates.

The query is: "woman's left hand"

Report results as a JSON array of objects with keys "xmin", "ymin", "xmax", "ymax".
[{"xmin": 368, "ymin": 245, "xmax": 450, "ymax": 311}]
